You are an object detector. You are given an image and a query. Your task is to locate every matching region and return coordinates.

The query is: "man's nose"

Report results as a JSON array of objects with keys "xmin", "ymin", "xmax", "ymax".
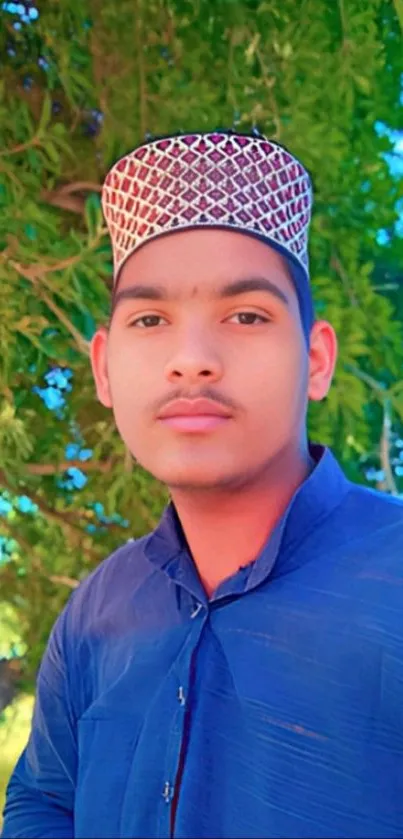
[{"xmin": 164, "ymin": 331, "xmax": 224, "ymax": 384}]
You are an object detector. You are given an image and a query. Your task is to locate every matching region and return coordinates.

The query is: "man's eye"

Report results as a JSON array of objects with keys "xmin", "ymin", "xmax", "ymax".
[
  {"xmin": 128, "ymin": 312, "xmax": 270, "ymax": 328},
  {"xmin": 129, "ymin": 315, "xmax": 167, "ymax": 328},
  {"xmin": 227, "ymin": 312, "xmax": 270, "ymax": 325}
]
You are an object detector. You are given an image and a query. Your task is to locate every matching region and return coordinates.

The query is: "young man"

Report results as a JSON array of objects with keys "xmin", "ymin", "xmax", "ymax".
[{"xmin": 3, "ymin": 130, "xmax": 403, "ymax": 839}]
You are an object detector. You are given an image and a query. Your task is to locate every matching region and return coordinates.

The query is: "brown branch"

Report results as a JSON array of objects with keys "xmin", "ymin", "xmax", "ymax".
[
  {"xmin": 9, "ymin": 260, "xmax": 90, "ymax": 357},
  {"xmin": 10, "ymin": 252, "xmax": 84, "ymax": 277},
  {"xmin": 0, "ymin": 136, "xmax": 40, "ymax": 158},
  {"xmin": 344, "ymin": 364, "xmax": 385, "ymax": 393},
  {"xmin": 57, "ymin": 181, "xmax": 102, "ymax": 195},
  {"xmin": 254, "ymin": 43, "xmax": 282, "ymax": 141},
  {"xmin": 89, "ymin": 26, "xmax": 109, "ymax": 118},
  {"xmin": 124, "ymin": 446, "xmax": 133, "ymax": 473},
  {"xmin": 41, "ymin": 182, "xmax": 102, "ymax": 215},
  {"xmin": 135, "ymin": 0, "xmax": 147, "ymax": 137},
  {"xmin": 48, "ymin": 574, "xmax": 80, "ymax": 589},
  {"xmin": 1, "ymin": 517, "xmax": 80, "ymax": 589},
  {"xmin": 344, "ymin": 366, "xmax": 398, "ymax": 495},
  {"xmin": 227, "ymin": 27, "xmax": 237, "ymax": 111},
  {"xmin": 0, "ymin": 469, "xmax": 97, "ymax": 554},
  {"xmin": 41, "ymin": 190, "xmax": 86, "ymax": 215},
  {"xmin": 30, "ymin": 284, "xmax": 89, "ymax": 357},
  {"xmin": 1, "ymin": 515, "xmax": 37, "ymax": 559},
  {"xmin": 393, "ymin": 0, "xmax": 403, "ymax": 35},
  {"xmin": 330, "ymin": 253, "xmax": 359, "ymax": 307},
  {"xmin": 0, "ymin": 162, "xmax": 23, "ymax": 191},
  {"xmin": 25, "ymin": 459, "xmax": 116, "ymax": 476},
  {"xmin": 0, "ymin": 463, "xmax": 137, "ymax": 534},
  {"xmin": 380, "ymin": 400, "xmax": 398, "ymax": 496}
]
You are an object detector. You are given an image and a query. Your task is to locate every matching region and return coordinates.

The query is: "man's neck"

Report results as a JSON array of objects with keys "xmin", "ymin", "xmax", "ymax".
[{"xmin": 169, "ymin": 444, "xmax": 314, "ymax": 598}]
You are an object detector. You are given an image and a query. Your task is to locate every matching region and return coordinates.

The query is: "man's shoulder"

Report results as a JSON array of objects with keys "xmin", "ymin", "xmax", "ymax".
[
  {"xmin": 344, "ymin": 479, "xmax": 403, "ymax": 525},
  {"xmin": 333, "ymin": 478, "xmax": 403, "ymax": 564},
  {"xmin": 67, "ymin": 530, "xmax": 157, "ymax": 620}
]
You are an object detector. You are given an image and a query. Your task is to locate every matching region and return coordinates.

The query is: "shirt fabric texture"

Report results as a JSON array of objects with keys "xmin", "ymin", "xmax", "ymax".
[{"xmin": 2, "ymin": 445, "xmax": 403, "ymax": 839}]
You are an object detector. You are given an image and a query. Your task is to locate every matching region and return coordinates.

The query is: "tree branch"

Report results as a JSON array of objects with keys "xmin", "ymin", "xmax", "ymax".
[
  {"xmin": 135, "ymin": 0, "xmax": 147, "ymax": 137},
  {"xmin": 331, "ymin": 253, "xmax": 359, "ymax": 307},
  {"xmin": 344, "ymin": 363, "xmax": 385, "ymax": 393},
  {"xmin": 254, "ymin": 43, "xmax": 282, "ymax": 141},
  {"xmin": 392, "ymin": 0, "xmax": 403, "ymax": 35},
  {"xmin": 1, "ymin": 514, "xmax": 37, "ymax": 559},
  {"xmin": 1, "ymin": 516, "xmax": 80, "ymax": 589},
  {"xmin": 9, "ymin": 260, "xmax": 90, "ymax": 357},
  {"xmin": 0, "ymin": 468, "xmax": 98, "ymax": 555},
  {"xmin": 41, "ymin": 190, "xmax": 86, "ymax": 215},
  {"xmin": 57, "ymin": 181, "xmax": 102, "ymax": 195},
  {"xmin": 25, "ymin": 458, "xmax": 116, "ymax": 476},
  {"xmin": 41, "ymin": 182, "xmax": 102, "ymax": 215},
  {"xmin": 47, "ymin": 574, "xmax": 80, "ymax": 589},
  {"xmin": 380, "ymin": 400, "xmax": 398, "ymax": 495},
  {"xmin": 344, "ymin": 366, "xmax": 398, "ymax": 495},
  {"xmin": 0, "ymin": 136, "xmax": 40, "ymax": 158}
]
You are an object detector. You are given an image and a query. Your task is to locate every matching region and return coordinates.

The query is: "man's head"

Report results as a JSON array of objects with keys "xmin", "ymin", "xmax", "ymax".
[
  {"xmin": 91, "ymin": 227, "xmax": 336, "ymax": 493},
  {"xmin": 90, "ymin": 130, "xmax": 337, "ymax": 493}
]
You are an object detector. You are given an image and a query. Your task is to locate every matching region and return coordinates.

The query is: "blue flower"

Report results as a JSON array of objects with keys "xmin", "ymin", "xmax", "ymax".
[
  {"xmin": 17, "ymin": 495, "xmax": 38, "ymax": 514},
  {"xmin": 45, "ymin": 367, "xmax": 73, "ymax": 391},
  {"xmin": 0, "ymin": 550, "xmax": 11, "ymax": 566},
  {"xmin": 24, "ymin": 222, "xmax": 36, "ymax": 238},
  {"xmin": 365, "ymin": 468, "xmax": 384, "ymax": 483},
  {"xmin": 0, "ymin": 536, "xmax": 12, "ymax": 564},
  {"xmin": 86, "ymin": 524, "xmax": 97, "ymax": 534},
  {"xmin": 0, "ymin": 497, "xmax": 13, "ymax": 516},
  {"xmin": 38, "ymin": 386, "xmax": 66, "ymax": 411},
  {"xmin": 66, "ymin": 468, "xmax": 87, "ymax": 490},
  {"xmin": 78, "ymin": 448, "xmax": 93, "ymax": 461},
  {"xmin": 65, "ymin": 443, "xmax": 80, "ymax": 460}
]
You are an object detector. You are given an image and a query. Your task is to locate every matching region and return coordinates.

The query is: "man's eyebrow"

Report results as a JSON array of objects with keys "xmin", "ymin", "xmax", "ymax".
[
  {"xmin": 218, "ymin": 277, "xmax": 290, "ymax": 306},
  {"xmin": 111, "ymin": 276, "xmax": 290, "ymax": 311}
]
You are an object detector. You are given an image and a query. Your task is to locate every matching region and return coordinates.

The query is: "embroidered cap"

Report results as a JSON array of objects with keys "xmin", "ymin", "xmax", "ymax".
[{"xmin": 102, "ymin": 130, "xmax": 315, "ymax": 333}]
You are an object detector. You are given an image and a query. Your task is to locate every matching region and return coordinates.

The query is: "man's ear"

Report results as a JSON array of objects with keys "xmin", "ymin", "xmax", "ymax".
[
  {"xmin": 308, "ymin": 320, "xmax": 338, "ymax": 402},
  {"xmin": 90, "ymin": 326, "xmax": 113, "ymax": 408}
]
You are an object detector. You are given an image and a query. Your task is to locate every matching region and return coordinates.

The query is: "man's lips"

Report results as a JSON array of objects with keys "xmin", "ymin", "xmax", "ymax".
[
  {"xmin": 157, "ymin": 398, "xmax": 232, "ymax": 419},
  {"xmin": 157, "ymin": 398, "xmax": 232, "ymax": 433},
  {"xmin": 159, "ymin": 415, "xmax": 230, "ymax": 432}
]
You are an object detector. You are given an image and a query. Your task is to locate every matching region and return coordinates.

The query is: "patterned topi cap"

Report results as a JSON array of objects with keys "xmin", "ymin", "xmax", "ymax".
[{"xmin": 102, "ymin": 130, "xmax": 315, "ymax": 337}]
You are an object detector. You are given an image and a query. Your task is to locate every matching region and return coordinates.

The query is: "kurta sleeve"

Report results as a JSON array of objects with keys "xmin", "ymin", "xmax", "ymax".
[{"xmin": 1, "ymin": 605, "xmax": 77, "ymax": 838}]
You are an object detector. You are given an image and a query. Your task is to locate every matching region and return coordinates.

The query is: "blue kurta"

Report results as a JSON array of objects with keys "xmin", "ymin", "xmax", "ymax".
[{"xmin": 3, "ymin": 445, "xmax": 403, "ymax": 838}]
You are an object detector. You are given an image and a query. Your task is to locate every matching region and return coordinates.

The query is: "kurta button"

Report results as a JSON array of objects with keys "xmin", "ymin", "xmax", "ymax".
[
  {"xmin": 190, "ymin": 602, "xmax": 202, "ymax": 618},
  {"xmin": 162, "ymin": 781, "xmax": 174, "ymax": 803}
]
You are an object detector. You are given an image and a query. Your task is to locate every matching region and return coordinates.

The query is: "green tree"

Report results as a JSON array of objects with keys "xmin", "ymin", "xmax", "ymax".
[{"xmin": 0, "ymin": 0, "xmax": 403, "ymax": 693}]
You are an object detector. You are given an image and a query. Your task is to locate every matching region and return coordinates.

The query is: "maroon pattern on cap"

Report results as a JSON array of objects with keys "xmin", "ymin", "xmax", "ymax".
[{"xmin": 102, "ymin": 132, "xmax": 312, "ymax": 283}]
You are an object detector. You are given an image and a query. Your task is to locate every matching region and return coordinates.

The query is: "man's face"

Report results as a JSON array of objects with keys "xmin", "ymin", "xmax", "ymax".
[{"xmin": 91, "ymin": 229, "xmax": 333, "ymax": 492}]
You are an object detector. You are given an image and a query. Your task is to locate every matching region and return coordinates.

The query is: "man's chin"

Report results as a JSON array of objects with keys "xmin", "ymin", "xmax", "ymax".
[{"xmin": 152, "ymin": 464, "xmax": 250, "ymax": 495}]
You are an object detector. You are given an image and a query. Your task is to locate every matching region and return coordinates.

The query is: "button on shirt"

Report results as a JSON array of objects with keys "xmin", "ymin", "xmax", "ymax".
[{"xmin": 3, "ymin": 445, "xmax": 403, "ymax": 839}]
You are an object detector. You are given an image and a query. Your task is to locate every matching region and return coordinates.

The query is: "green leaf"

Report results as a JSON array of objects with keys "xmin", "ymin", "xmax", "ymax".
[
  {"xmin": 393, "ymin": 0, "xmax": 403, "ymax": 33},
  {"xmin": 37, "ymin": 93, "xmax": 52, "ymax": 138},
  {"xmin": 84, "ymin": 194, "xmax": 102, "ymax": 239}
]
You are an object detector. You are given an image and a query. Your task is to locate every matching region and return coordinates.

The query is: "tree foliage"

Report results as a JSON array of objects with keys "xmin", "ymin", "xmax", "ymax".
[{"xmin": 0, "ymin": 0, "xmax": 402, "ymax": 688}]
